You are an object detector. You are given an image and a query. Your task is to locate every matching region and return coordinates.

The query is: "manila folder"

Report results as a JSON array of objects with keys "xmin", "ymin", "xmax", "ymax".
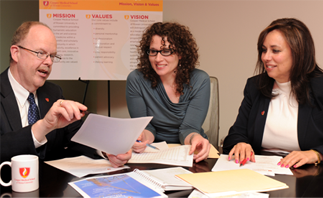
[{"xmin": 176, "ymin": 169, "xmax": 288, "ymax": 194}]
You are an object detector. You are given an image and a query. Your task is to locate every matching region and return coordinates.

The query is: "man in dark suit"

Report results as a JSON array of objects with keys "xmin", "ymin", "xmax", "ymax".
[{"xmin": 0, "ymin": 21, "xmax": 131, "ymax": 167}]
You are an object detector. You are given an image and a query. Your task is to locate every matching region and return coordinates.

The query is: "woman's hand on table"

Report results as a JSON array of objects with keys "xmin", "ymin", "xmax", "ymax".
[
  {"xmin": 228, "ymin": 142, "xmax": 255, "ymax": 163},
  {"xmin": 187, "ymin": 133, "xmax": 211, "ymax": 163},
  {"xmin": 278, "ymin": 150, "xmax": 321, "ymax": 168}
]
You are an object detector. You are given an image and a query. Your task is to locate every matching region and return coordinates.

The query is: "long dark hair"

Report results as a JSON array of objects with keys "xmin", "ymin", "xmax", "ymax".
[
  {"xmin": 137, "ymin": 22, "xmax": 199, "ymax": 95},
  {"xmin": 255, "ymin": 18, "xmax": 323, "ymax": 104}
]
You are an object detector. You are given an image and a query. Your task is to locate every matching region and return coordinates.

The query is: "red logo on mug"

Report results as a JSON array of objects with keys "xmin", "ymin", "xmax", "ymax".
[
  {"xmin": 43, "ymin": 1, "xmax": 49, "ymax": 6},
  {"xmin": 19, "ymin": 167, "xmax": 30, "ymax": 178}
]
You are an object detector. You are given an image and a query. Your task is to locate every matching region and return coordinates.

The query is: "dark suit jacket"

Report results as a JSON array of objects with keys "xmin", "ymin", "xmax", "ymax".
[
  {"xmin": 0, "ymin": 68, "xmax": 98, "ymax": 163},
  {"xmin": 223, "ymin": 75, "xmax": 323, "ymax": 156}
]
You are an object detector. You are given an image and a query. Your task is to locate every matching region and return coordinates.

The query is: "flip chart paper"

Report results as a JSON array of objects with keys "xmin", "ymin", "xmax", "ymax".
[{"xmin": 39, "ymin": 0, "xmax": 163, "ymax": 80}]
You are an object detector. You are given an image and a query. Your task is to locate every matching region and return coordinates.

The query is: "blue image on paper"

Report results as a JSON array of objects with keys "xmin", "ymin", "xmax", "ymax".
[{"xmin": 73, "ymin": 174, "xmax": 161, "ymax": 198}]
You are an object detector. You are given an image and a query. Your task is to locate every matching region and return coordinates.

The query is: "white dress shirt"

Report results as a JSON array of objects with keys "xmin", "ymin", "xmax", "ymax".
[
  {"xmin": 8, "ymin": 69, "xmax": 47, "ymax": 148},
  {"xmin": 8, "ymin": 69, "xmax": 107, "ymax": 159}
]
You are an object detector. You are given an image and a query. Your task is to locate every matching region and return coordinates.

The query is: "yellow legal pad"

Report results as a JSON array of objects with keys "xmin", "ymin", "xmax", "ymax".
[{"xmin": 176, "ymin": 169, "xmax": 288, "ymax": 194}]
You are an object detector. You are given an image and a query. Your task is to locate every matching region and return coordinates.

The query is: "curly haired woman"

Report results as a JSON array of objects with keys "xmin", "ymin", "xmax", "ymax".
[{"xmin": 126, "ymin": 22, "xmax": 211, "ymax": 162}]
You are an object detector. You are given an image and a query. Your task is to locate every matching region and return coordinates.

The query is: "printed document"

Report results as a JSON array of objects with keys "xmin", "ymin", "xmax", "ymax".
[
  {"xmin": 212, "ymin": 154, "xmax": 293, "ymax": 176},
  {"xmin": 71, "ymin": 114, "xmax": 152, "ymax": 155},
  {"xmin": 145, "ymin": 141, "xmax": 219, "ymax": 158},
  {"xmin": 129, "ymin": 144, "xmax": 193, "ymax": 167}
]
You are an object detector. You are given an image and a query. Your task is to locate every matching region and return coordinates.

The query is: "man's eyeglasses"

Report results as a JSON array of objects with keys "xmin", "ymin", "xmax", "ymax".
[
  {"xmin": 147, "ymin": 49, "xmax": 174, "ymax": 56},
  {"xmin": 18, "ymin": 45, "xmax": 61, "ymax": 63}
]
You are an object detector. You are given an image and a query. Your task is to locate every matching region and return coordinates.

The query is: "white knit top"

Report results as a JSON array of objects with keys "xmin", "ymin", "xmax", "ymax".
[{"xmin": 262, "ymin": 81, "xmax": 301, "ymax": 152}]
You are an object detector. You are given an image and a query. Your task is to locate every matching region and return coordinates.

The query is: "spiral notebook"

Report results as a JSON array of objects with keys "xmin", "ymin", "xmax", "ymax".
[{"xmin": 139, "ymin": 167, "xmax": 193, "ymax": 191}]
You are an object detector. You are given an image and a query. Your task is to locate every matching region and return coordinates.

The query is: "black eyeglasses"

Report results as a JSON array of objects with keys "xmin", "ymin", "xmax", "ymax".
[
  {"xmin": 147, "ymin": 49, "xmax": 174, "ymax": 56},
  {"xmin": 18, "ymin": 45, "xmax": 61, "ymax": 63}
]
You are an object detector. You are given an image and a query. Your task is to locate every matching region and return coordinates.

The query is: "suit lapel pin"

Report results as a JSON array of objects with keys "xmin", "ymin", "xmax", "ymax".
[
  {"xmin": 45, "ymin": 98, "xmax": 49, "ymax": 102},
  {"xmin": 261, "ymin": 111, "xmax": 265, "ymax": 115}
]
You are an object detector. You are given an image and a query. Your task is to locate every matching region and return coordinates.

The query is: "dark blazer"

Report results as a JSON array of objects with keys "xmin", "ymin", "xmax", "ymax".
[
  {"xmin": 0, "ymin": 68, "xmax": 98, "ymax": 163},
  {"xmin": 223, "ymin": 74, "xmax": 323, "ymax": 156}
]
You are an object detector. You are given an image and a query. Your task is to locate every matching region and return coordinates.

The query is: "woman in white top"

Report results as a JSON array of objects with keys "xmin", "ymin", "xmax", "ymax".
[{"xmin": 223, "ymin": 18, "xmax": 323, "ymax": 168}]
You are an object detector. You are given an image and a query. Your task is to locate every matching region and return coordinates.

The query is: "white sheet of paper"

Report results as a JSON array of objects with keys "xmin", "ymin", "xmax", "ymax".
[
  {"xmin": 212, "ymin": 154, "xmax": 293, "ymax": 176},
  {"xmin": 143, "ymin": 141, "xmax": 169, "ymax": 153},
  {"xmin": 71, "ymin": 114, "xmax": 152, "ymax": 155},
  {"xmin": 45, "ymin": 156, "xmax": 129, "ymax": 178},
  {"xmin": 188, "ymin": 189, "xmax": 269, "ymax": 198},
  {"xmin": 150, "ymin": 141, "xmax": 169, "ymax": 150},
  {"xmin": 129, "ymin": 145, "xmax": 193, "ymax": 167}
]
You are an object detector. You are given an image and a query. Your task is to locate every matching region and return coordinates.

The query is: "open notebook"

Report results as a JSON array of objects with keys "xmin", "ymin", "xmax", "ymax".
[{"xmin": 141, "ymin": 167, "xmax": 193, "ymax": 191}]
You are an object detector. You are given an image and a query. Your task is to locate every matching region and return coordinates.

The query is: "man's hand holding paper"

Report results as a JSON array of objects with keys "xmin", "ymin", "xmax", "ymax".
[{"xmin": 71, "ymin": 114, "xmax": 152, "ymax": 167}]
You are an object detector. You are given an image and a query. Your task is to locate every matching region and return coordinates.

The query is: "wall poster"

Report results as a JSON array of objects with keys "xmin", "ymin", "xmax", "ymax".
[{"xmin": 39, "ymin": 0, "xmax": 163, "ymax": 80}]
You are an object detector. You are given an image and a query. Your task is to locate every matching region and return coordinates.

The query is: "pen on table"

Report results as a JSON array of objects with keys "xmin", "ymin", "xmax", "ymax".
[{"xmin": 136, "ymin": 140, "xmax": 160, "ymax": 150}]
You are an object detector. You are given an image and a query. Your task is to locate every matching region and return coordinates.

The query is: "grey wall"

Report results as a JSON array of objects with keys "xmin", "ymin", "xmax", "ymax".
[
  {"xmin": 1, "ymin": 1, "xmax": 39, "ymax": 72},
  {"xmin": 2, "ymin": 0, "xmax": 323, "ymax": 145},
  {"xmin": 161, "ymin": 0, "xmax": 323, "ymax": 143}
]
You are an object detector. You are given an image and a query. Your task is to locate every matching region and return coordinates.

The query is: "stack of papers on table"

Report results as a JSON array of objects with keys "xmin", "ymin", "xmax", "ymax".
[
  {"xmin": 212, "ymin": 154, "xmax": 293, "ymax": 176},
  {"xmin": 128, "ymin": 141, "xmax": 219, "ymax": 167},
  {"xmin": 128, "ymin": 141, "xmax": 194, "ymax": 167},
  {"xmin": 176, "ymin": 169, "xmax": 288, "ymax": 197},
  {"xmin": 45, "ymin": 155, "xmax": 129, "ymax": 177},
  {"xmin": 143, "ymin": 141, "xmax": 220, "ymax": 159}
]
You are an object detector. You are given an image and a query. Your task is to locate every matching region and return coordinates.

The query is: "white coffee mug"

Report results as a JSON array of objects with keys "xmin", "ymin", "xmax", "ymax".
[{"xmin": 0, "ymin": 155, "xmax": 39, "ymax": 192}]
